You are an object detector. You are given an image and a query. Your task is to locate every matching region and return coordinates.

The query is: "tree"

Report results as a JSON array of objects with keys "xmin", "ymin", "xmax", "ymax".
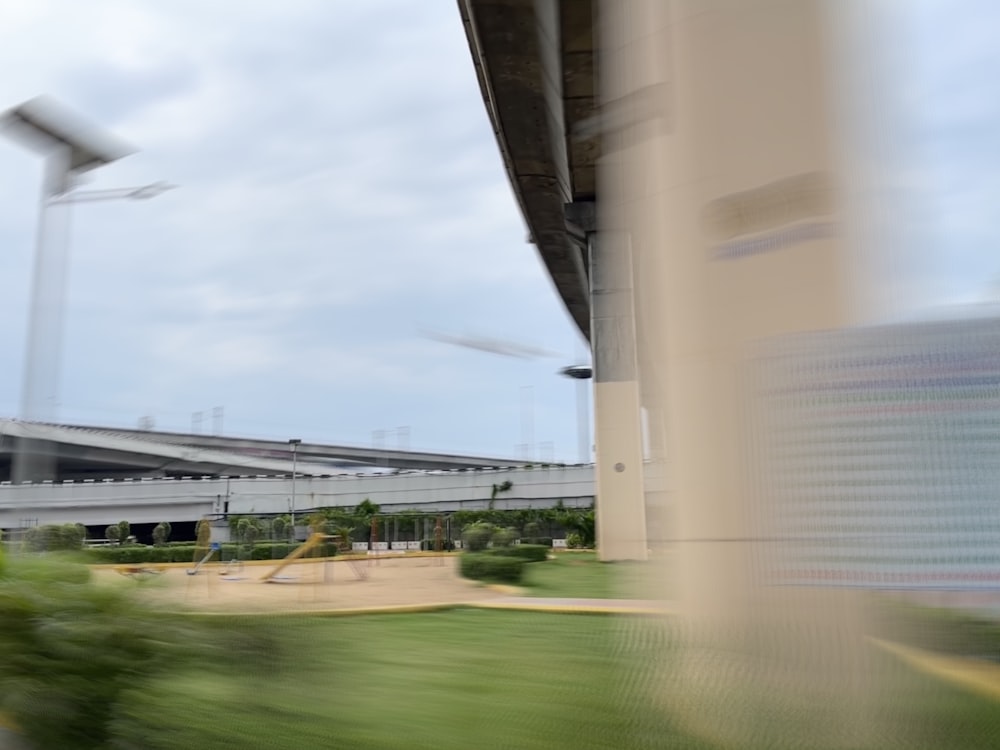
[
  {"xmin": 354, "ymin": 498, "xmax": 380, "ymax": 521},
  {"xmin": 105, "ymin": 525, "xmax": 120, "ymax": 545},
  {"xmin": 488, "ymin": 480, "xmax": 514, "ymax": 510},
  {"xmin": 271, "ymin": 516, "xmax": 288, "ymax": 541},
  {"xmin": 490, "ymin": 480, "xmax": 513, "ymax": 501},
  {"xmin": 236, "ymin": 518, "xmax": 261, "ymax": 558},
  {"xmin": 331, "ymin": 524, "xmax": 355, "ymax": 552},
  {"xmin": 306, "ymin": 513, "xmax": 329, "ymax": 535},
  {"xmin": 152, "ymin": 522, "xmax": 171, "ymax": 546},
  {"xmin": 116, "ymin": 521, "xmax": 131, "ymax": 546},
  {"xmin": 195, "ymin": 519, "xmax": 211, "ymax": 549},
  {"xmin": 557, "ymin": 505, "xmax": 595, "ymax": 548}
]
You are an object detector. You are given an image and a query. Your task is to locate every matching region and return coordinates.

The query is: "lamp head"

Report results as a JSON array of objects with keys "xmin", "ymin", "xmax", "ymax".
[
  {"xmin": 1, "ymin": 96, "xmax": 134, "ymax": 174},
  {"xmin": 559, "ymin": 365, "xmax": 593, "ymax": 380}
]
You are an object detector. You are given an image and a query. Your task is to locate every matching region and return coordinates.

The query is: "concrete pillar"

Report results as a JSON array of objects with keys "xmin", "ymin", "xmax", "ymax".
[{"xmin": 574, "ymin": 208, "xmax": 647, "ymax": 562}]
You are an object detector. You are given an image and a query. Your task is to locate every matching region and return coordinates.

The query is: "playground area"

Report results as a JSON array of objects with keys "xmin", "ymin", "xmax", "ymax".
[{"xmin": 96, "ymin": 553, "xmax": 509, "ymax": 614}]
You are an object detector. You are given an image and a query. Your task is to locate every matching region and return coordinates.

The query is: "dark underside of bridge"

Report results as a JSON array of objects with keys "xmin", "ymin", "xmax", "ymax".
[
  {"xmin": 459, "ymin": 0, "xmax": 597, "ymax": 340},
  {"xmin": 0, "ymin": 442, "xmax": 199, "ymax": 482}
]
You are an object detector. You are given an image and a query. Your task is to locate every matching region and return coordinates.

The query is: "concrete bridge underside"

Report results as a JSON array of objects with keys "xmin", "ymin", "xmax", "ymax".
[{"xmin": 0, "ymin": 419, "xmax": 518, "ymax": 481}]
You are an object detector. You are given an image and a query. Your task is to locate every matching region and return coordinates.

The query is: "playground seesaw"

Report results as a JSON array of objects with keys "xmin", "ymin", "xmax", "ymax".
[
  {"xmin": 187, "ymin": 542, "xmax": 222, "ymax": 575},
  {"xmin": 260, "ymin": 533, "xmax": 368, "ymax": 583}
]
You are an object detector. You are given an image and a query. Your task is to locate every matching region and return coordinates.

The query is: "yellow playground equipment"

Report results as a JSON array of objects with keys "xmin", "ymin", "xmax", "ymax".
[
  {"xmin": 260, "ymin": 532, "xmax": 367, "ymax": 582},
  {"xmin": 260, "ymin": 532, "xmax": 333, "ymax": 582},
  {"xmin": 115, "ymin": 564, "xmax": 165, "ymax": 580}
]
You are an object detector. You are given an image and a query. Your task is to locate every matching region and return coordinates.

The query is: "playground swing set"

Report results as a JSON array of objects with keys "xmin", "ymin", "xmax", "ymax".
[{"xmin": 115, "ymin": 514, "xmax": 448, "ymax": 582}]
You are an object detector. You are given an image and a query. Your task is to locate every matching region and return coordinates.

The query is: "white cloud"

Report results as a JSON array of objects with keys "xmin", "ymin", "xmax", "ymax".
[{"xmin": 0, "ymin": 0, "xmax": 582, "ymax": 459}]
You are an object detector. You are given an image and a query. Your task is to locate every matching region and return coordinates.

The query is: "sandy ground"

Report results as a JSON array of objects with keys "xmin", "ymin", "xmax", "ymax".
[{"xmin": 94, "ymin": 555, "xmax": 509, "ymax": 614}]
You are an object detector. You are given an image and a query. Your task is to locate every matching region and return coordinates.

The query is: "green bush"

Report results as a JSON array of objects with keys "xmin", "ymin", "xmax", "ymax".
[
  {"xmin": 520, "ymin": 537, "xmax": 553, "ymax": 548},
  {"xmin": 459, "ymin": 553, "xmax": 525, "ymax": 584},
  {"xmin": 84, "ymin": 545, "xmax": 154, "ymax": 564},
  {"xmin": 4, "ymin": 554, "xmax": 93, "ymax": 584},
  {"xmin": 462, "ymin": 522, "xmax": 494, "ymax": 552},
  {"xmin": 491, "ymin": 526, "xmax": 517, "ymax": 548},
  {"xmin": 488, "ymin": 544, "xmax": 549, "ymax": 563},
  {"xmin": 0, "ymin": 554, "xmax": 280, "ymax": 748},
  {"xmin": 566, "ymin": 532, "xmax": 584, "ymax": 549},
  {"xmin": 152, "ymin": 521, "xmax": 171, "ymax": 546},
  {"xmin": 83, "ymin": 541, "xmax": 335, "ymax": 565},
  {"xmin": 22, "ymin": 523, "xmax": 86, "ymax": 552}
]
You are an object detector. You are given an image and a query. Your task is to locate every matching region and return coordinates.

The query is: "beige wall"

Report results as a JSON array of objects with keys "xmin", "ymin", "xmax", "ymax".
[{"xmin": 597, "ymin": 0, "xmax": 893, "ymax": 744}]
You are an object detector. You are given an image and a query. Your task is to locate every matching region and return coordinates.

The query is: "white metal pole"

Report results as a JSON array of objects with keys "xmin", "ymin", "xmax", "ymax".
[
  {"xmin": 290, "ymin": 442, "xmax": 298, "ymax": 528},
  {"xmin": 13, "ymin": 155, "xmax": 72, "ymax": 483},
  {"xmin": 576, "ymin": 378, "xmax": 590, "ymax": 463},
  {"xmin": 520, "ymin": 386, "xmax": 534, "ymax": 462}
]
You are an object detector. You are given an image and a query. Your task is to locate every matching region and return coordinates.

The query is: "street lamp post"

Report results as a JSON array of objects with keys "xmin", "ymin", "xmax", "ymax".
[
  {"xmin": 1, "ymin": 97, "xmax": 172, "ymax": 483},
  {"xmin": 289, "ymin": 438, "xmax": 302, "ymax": 531}
]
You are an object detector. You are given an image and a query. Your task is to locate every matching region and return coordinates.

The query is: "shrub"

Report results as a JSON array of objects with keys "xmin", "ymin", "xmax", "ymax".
[
  {"xmin": 459, "ymin": 553, "xmax": 525, "ymax": 584},
  {"xmin": 0, "ymin": 554, "xmax": 280, "ymax": 748},
  {"xmin": 566, "ymin": 532, "xmax": 584, "ymax": 549},
  {"xmin": 85, "ymin": 545, "xmax": 154, "ymax": 564},
  {"xmin": 152, "ymin": 522, "xmax": 171, "ymax": 546},
  {"xmin": 462, "ymin": 522, "xmax": 494, "ymax": 552},
  {"xmin": 4, "ymin": 554, "xmax": 92, "ymax": 585},
  {"xmin": 488, "ymin": 544, "xmax": 549, "ymax": 563},
  {"xmin": 83, "ymin": 541, "xmax": 335, "ymax": 565},
  {"xmin": 491, "ymin": 526, "xmax": 517, "ymax": 548},
  {"xmin": 520, "ymin": 537, "xmax": 553, "ymax": 548},
  {"xmin": 22, "ymin": 524, "xmax": 86, "ymax": 552},
  {"xmin": 272, "ymin": 516, "xmax": 288, "ymax": 540}
]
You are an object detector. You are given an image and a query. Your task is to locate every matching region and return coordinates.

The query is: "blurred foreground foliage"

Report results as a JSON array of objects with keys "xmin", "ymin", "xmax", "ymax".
[{"xmin": 0, "ymin": 553, "xmax": 282, "ymax": 750}]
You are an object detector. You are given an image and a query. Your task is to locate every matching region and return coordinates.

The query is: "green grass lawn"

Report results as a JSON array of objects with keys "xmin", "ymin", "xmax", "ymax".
[
  {"xmin": 519, "ymin": 551, "xmax": 660, "ymax": 599},
  {"xmin": 106, "ymin": 609, "xmax": 1000, "ymax": 750}
]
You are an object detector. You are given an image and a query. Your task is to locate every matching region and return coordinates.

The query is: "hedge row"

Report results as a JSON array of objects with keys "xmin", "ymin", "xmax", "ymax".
[
  {"xmin": 487, "ymin": 544, "xmax": 549, "ymax": 563},
  {"xmin": 459, "ymin": 553, "xmax": 525, "ymax": 584},
  {"xmin": 459, "ymin": 543, "xmax": 552, "ymax": 583},
  {"xmin": 520, "ymin": 537, "xmax": 553, "ymax": 548},
  {"xmin": 83, "ymin": 542, "xmax": 337, "ymax": 564}
]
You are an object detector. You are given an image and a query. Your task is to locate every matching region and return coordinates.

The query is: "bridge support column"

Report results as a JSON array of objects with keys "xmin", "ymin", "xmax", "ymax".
[{"xmin": 586, "ymin": 226, "xmax": 647, "ymax": 562}]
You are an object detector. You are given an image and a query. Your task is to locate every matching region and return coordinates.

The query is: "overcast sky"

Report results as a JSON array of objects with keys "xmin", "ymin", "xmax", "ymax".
[{"xmin": 0, "ymin": 1, "xmax": 996, "ymax": 461}]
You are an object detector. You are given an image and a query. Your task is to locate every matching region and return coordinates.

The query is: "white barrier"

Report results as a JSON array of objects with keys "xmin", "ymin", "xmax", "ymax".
[{"xmin": 552, "ymin": 539, "xmax": 568, "ymax": 548}]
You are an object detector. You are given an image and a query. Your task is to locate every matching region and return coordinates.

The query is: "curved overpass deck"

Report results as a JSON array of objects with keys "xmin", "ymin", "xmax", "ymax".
[{"xmin": 458, "ymin": 0, "xmax": 596, "ymax": 338}]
